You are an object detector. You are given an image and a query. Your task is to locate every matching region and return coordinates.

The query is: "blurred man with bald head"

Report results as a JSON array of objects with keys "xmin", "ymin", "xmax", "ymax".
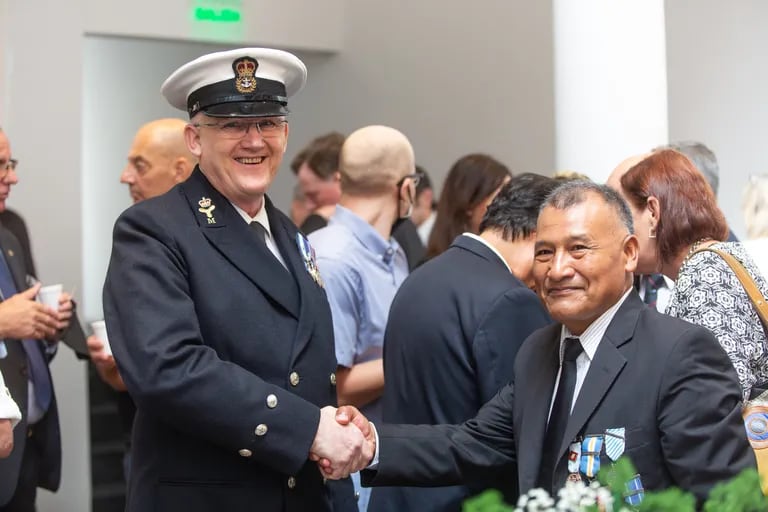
[
  {"xmin": 309, "ymin": 125, "xmax": 416, "ymax": 510},
  {"xmin": 88, "ymin": 118, "xmax": 195, "ymax": 485},
  {"xmin": 119, "ymin": 118, "xmax": 196, "ymax": 203}
]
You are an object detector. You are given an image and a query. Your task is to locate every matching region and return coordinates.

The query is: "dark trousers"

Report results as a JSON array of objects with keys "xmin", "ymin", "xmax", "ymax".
[{"xmin": 0, "ymin": 429, "xmax": 40, "ymax": 512}]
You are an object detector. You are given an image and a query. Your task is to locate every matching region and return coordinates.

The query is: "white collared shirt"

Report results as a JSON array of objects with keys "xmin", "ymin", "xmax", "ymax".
[
  {"xmin": 0, "ymin": 369, "xmax": 21, "ymax": 428},
  {"xmin": 230, "ymin": 201, "xmax": 288, "ymax": 269},
  {"xmin": 548, "ymin": 288, "xmax": 633, "ymax": 419},
  {"xmin": 462, "ymin": 233, "xmax": 511, "ymax": 273}
]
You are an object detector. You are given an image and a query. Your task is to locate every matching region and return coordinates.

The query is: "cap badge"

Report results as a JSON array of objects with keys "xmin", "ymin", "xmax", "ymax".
[
  {"xmin": 198, "ymin": 197, "xmax": 216, "ymax": 224},
  {"xmin": 233, "ymin": 57, "xmax": 258, "ymax": 94}
]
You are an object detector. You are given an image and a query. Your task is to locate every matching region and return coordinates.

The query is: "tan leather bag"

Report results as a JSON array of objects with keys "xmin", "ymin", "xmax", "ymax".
[{"xmin": 695, "ymin": 247, "xmax": 768, "ymax": 495}]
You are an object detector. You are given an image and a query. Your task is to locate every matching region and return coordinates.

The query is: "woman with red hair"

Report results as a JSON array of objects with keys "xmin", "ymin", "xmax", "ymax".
[{"xmin": 614, "ymin": 149, "xmax": 768, "ymax": 401}]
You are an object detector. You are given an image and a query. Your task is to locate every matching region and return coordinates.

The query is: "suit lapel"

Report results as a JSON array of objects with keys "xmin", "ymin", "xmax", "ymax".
[
  {"xmin": 0, "ymin": 229, "xmax": 27, "ymax": 293},
  {"xmin": 518, "ymin": 324, "xmax": 561, "ymax": 492},
  {"xmin": 558, "ymin": 293, "xmax": 643, "ymax": 460},
  {"xmin": 180, "ymin": 168, "xmax": 300, "ymax": 318}
]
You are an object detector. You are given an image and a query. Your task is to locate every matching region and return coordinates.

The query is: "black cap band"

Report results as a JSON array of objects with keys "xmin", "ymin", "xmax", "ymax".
[{"xmin": 187, "ymin": 76, "xmax": 287, "ymax": 117}]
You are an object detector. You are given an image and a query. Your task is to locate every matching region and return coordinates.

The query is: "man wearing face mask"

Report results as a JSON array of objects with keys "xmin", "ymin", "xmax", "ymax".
[{"xmin": 308, "ymin": 125, "xmax": 415, "ymax": 511}]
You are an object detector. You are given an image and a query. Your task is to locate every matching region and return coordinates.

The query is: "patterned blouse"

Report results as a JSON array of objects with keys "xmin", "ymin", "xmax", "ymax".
[{"xmin": 667, "ymin": 242, "xmax": 768, "ymax": 401}]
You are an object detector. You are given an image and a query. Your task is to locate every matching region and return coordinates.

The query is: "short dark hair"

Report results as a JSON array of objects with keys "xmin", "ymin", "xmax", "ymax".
[
  {"xmin": 414, "ymin": 164, "xmax": 432, "ymax": 199},
  {"xmin": 480, "ymin": 173, "xmax": 558, "ymax": 241},
  {"xmin": 290, "ymin": 132, "xmax": 345, "ymax": 179},
  {"xmin": 543, "ymin": 180, "xmax": 635, "ymax": 235}
]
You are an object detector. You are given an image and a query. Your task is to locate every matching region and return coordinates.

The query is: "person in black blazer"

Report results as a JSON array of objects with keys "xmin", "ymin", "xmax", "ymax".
[
  {"xmin": 103, "ymin": 49, "xmax": 365, "ymax": 512},
  {"xmin": 368, "ymin": 174, "xmax": 554, "ymax": 512},
  {"xmin": 330, "ymin": 181, "xmax": 754, "ymax": 504}
]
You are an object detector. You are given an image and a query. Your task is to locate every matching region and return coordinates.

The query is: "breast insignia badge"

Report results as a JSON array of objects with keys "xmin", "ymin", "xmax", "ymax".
[
  {"xmin": 296, "ymin": 233, "xmax": 323, "ymax": 287},
  {"xmin": 198, "ymin": 197, "xmax": 216, "ymax": 224}
]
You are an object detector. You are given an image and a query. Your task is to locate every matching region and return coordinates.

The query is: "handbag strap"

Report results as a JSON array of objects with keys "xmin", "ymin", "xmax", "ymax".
[{"xmin": 693, "ymin": 247, "xmax": 768, "ymax": 334}]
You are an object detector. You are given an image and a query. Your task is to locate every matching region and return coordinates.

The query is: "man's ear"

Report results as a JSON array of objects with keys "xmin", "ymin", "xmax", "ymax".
[
  {"xmin": 184, "ymin": 124, "xmax": 202, "ymax": 158},
  {"xmin": 623, "ymin": 234, "xmax": 639, "ymax": 273}
]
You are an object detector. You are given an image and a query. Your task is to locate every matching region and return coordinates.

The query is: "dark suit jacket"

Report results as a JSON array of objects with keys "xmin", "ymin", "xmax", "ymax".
[
  {"xmin": 103, "ymin": 168, "xmax": 354, "ymax": 512},
  {"xmin": 0, "ymin": 228, "xmax": 61, "ymax": 506},
  {"xmin": 369, "ymin": 234, "xmax": 550, "ymax": 512},
  {"xmin": 363, "ymin": 292, "xmax": 755, "ymax": 502}
]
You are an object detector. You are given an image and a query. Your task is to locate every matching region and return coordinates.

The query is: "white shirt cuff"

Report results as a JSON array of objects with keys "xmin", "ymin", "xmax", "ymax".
[
  {"xmin": 0, "ymin": 380, "xmax": 22, "ymax": 429},
  {"xmin": 366, "ymin": 422, "xmax": 380, "ymax": 469}
]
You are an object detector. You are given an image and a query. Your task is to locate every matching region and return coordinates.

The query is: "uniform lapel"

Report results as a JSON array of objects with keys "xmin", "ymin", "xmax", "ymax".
[
  {"xmin": 558, "ymin": 293, "xmax": 642, "ymax": 461},
  {"xmin": 517, "ymin": 324, "xmax": 561, "ymax": 492},
  {"xmin": 180, "ymin": 168, "xmax": 300, "ymax": 318},
  {"xmin": 268, "ymin": 208, "xmax": 319, "ymax": 363}
]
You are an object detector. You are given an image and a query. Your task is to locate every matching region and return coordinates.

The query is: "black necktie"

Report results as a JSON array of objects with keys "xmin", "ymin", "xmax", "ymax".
[
  {"xmin": 643, "ymin": 274, "xmax": 665, "ymax": 309},
  {"xmin": 249, "ymin": 221, "xmax": 268, "ymax": 247},
  {"xmin": 536, "ymin": 337, "xmax": 583, "ymax": 493}
]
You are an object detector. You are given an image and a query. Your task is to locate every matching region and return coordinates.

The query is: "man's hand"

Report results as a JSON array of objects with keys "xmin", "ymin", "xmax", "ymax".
[
  {"xmin": 87, "ymin": 335, "xmax": 126, "ymax": 391},
  {"xmin": 0, "ymin": 419, "xmax": 12, "ymax": 458},
  {"xmin": 0, "ymin": 283, "xmax": 58, "ymax": 340},
  {"xmin": 51, "ymin": 292, "xmax": 74, "ymax": 335},
  {"xmin": 313, "ymin": 405, "xmax": 376, "ymax": 478},
  {"xmin": 309, "ymin": 406, "xmax": 371, "ymax": 479}
]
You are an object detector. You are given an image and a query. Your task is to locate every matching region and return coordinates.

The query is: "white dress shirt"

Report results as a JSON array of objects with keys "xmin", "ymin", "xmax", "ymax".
[
  {"xmin": 230, "ymin": 201, "xmax": 288, "ymax": 269},
  {"xmin": 462, "ymin": 233, "xmax": 511, "ymax": 272},
  {"xmin": 548, "ymin": 288, "xmax": 632, "ymax": 419},
  {"xmin": 0, "ymin": 369, "xmax": 22, "ymax": 428}
]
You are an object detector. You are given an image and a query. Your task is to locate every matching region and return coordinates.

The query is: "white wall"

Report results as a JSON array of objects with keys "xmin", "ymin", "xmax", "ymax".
[{"xmin": 665, "ymin": 0, "xmax": 768, "ymax": 239}]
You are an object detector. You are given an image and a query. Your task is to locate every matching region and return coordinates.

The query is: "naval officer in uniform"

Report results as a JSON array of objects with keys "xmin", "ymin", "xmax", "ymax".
[{"xmin": 103, "ymin": 48, "xmax": 365, "ymax": 512}]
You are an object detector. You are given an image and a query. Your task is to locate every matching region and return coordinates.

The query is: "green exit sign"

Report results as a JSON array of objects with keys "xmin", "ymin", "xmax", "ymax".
[{"xmin": 194, "ymin": 7, "xmax": 241, "ymax": 22}]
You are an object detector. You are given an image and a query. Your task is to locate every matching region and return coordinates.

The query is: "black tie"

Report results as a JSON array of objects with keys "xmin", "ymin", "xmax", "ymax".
[
  {"xmin": 536, "ymin": 337, "xmax": 583, "ymax": 493},
  {"xmin": 249, "ymin": 221, "xmax": 268, "ymax": 247}
]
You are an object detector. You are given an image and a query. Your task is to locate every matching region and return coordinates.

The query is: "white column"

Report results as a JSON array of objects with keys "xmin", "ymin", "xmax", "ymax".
[{"xmin": 553, "ymin": 0, "xmax": 668, "ymax": 182}]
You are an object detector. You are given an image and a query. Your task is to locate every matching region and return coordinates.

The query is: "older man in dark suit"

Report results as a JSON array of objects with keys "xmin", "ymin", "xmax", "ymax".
[
  {"xmin": 103, "ymin": 48, "xmax": 366, "ymax": 512},
  {"xmin": 329, "ymin": 181, "xmax": 754, "ymax": 505},
  {"xmin": 0, "ymin": 129, "xmax": 75, "ymax": 511},
  {"xmin": 368, "ymin": 173, "xmax": 554, "ymax": 511}
]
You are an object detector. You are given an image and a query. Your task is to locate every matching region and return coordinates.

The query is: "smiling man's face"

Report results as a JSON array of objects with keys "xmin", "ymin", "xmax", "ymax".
[{"xmin": 533, "ymin": 192, "xmax": 637, "ymax": 335}]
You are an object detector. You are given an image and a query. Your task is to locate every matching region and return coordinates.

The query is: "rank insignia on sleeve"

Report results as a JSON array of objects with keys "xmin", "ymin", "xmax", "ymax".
[
  {"xmin": 296, "ymin": 233, "xmax": 323, "ymax": 287},
  {"xmin": 198, "ymin": 197, "xmax": 216, "ymax": 224}
]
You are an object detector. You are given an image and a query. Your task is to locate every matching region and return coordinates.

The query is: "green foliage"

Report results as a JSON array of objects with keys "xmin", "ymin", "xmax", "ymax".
[
  {"xmin": 465, "ymin": 457, "xmax": 768, "ymax": 511},
  {"xmin": 462, "ymin": 489, "xmax": 514, "ymax": 512},
  {"xmin": 703, "ymin": 468, "xmax": 767, "ymax": 512}
]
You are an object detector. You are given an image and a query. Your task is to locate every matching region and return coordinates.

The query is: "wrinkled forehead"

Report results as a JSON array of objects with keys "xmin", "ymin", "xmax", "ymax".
[{"xmin": 537, "ymin": 201, "xmax": 626, "ymax": 243}]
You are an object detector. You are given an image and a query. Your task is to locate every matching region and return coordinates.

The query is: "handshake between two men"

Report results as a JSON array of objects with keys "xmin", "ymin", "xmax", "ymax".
[{"xmin": 309, "ymin": 406, "xmax": 374, "ymax": 479}]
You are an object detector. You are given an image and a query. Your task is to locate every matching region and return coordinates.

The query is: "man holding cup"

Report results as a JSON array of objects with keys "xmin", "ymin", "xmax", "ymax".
[{"xmin": 0, "ymin": 127, "xmax": 74, "ymax": 510}]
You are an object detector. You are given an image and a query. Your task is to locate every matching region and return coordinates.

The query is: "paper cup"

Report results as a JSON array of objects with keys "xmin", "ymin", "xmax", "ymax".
[
  {"xmin": 38, "ymin": 284, "xmax": 63, "ymax": 310},
  {"xmin": 91, "ymin": 320, "xmax": 112, "ymax": 356}
]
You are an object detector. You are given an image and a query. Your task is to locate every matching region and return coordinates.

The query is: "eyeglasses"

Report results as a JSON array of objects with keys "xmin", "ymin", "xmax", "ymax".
[
  {"xmin": 193, "ymin": 119, "xmax": 287, "ymax": 139},
  {"xmin": 397, "ymin": 172, "xmax": 421, "ymax": 189},
  {"xmin": 0, "ymin": 159, "xmax": 17, "ymax": 179}
]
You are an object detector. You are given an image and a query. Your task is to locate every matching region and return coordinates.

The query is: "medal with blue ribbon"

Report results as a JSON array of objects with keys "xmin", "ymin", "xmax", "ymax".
[
  {"xmin": 604, "ymin": 427, "xmax": 626, "ymax": 461},
  {"xmin": 624, "ymin": 474, "xmax": 645, "ymax": 506},
  {"xmin": 296, "ymin": 233, "xmax": 323, "ymax": 287},
  {"xmin": 579, "ymin": 435, "xmax": 604, "ymax": 478}
]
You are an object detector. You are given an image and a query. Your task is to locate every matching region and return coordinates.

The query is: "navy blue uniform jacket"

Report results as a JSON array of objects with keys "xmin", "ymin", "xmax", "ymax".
[{"xmin": 104, "ymin": 168, "xmax": 354, "ymax": 512}]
